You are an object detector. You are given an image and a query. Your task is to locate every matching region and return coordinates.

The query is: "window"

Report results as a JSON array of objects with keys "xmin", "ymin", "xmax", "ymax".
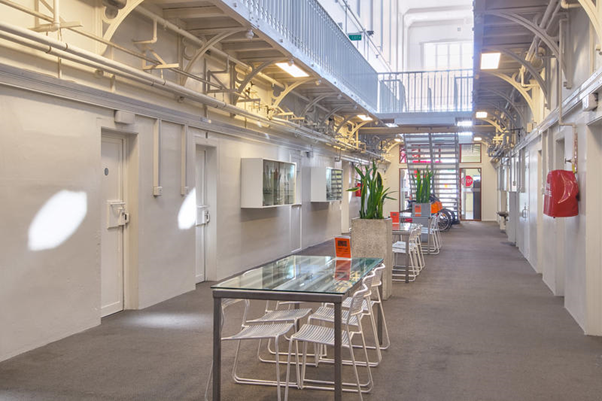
[
  {"xmin": 423, "ymin": 42, "xmax": 473, "ymax": 70},
  {"xmin": 460, "ymin": 143, "xmax": 482, "ymax": 163}
]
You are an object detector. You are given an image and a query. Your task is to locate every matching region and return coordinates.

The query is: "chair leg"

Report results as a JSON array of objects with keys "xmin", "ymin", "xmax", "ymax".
[
  {"xmin": 375, "ymin": 290, "xmax": 390, "ymax": 350},
  {"xmin": 347, "ymin": 345, "xmax": 364, "ymax": 401},
  {"xmin": 284, "ymin": 339, "xmax": 294, "ymax": 401},
  {"xmin": 232, "ymin": 340, "xmax": 243, "ymax": 382},
  {"xmin": 274, "ymin": 336, "xmax": 282, "ymax": 401},
  {"xmin": 367, "ymin": 309, "xmax": 382, "ymax": 365},
  {"xmin": 357, "ymin": 327, "xmax": 374, "ymax": 393}
]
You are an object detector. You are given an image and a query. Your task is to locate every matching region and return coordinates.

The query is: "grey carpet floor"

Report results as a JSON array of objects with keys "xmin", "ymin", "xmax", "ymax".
[{"xmin": 2, "ymin": 222, "xmax": 602, "ymax": 401}]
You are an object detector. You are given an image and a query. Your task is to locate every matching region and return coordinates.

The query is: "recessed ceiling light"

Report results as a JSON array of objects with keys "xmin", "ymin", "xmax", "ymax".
[
  {"xmin": 275, "ymin": 62, "xmax": 309, "ymax": 77},
  {"xmin": 481, "ymin": 52, "xmax": 501, "ymax": 70},
  {"xmin": 456, "ymin": 120, "xmax": 473, "ymax": 127},
  {"xmin": 357, "ymin": 114, "xmax": 373, "ymax": 121},
  {"xmin": 474, "ymin": 136, "xmax": 483, "ymax": 141},
  {"xmin": 386, "ymin": 123, "xmax": 398, "ymax": 128},
  {"xmin": 476, "ymin": 111, "xmax": 488, "ymax": 119}
]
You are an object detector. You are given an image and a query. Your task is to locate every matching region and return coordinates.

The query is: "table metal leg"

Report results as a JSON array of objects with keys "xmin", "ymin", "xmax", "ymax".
[
  {"xmin": 377, "ymin": 285, "xmax": 383, "ymax": 345},
  {"xmin": 334, "ymin": 302, "xmax": 342, "ymax": 401},
  {"xmin": 213, "ymin": 296, "xmax": 222, "ymax": 401},
  {"xmin": 405, "ymin": 235, "xmax": 411, "ymax": 283}
]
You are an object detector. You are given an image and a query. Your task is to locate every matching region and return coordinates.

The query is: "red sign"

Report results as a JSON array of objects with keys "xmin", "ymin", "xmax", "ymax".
[
  {"xmin": 334, "ymin": 237, "xmax": 351, "ymax": 258},
  {"xmin": 463, "ymin": 176, "xmax": 474, "ymax": 187}
]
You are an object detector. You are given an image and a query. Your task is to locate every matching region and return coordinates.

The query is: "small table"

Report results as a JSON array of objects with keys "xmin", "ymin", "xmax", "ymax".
[
  {"xmin": 392, "ymin": 223, "xmax": 422, "ymax": 283},
  {"xmin": 211, "ymin": 255, "xmax": 383, "ymax": 401}
]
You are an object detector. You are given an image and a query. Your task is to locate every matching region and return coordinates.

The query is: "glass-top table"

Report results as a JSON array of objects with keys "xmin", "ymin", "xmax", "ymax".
[
  {"xmin": 211, "ymin": 255, "xmax": 383, "ymax": 401},
  {"xmin": 212, "ymin": 255, "xmax": 382, "ymax": 294}
]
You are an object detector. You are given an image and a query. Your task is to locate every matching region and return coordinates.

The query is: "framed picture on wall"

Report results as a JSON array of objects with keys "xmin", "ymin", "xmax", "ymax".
[{"xmin": 460, "ymin": 143, "xmax": 482, "ymax": 163}]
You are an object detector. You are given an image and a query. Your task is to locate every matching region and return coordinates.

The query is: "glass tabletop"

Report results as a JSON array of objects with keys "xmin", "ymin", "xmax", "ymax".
[
  {"xmin": 212, "ymin": 255, "xmax": 382, "ymax": 295},
  {"xmin": 392, "ymin": 222, "xmax": 421, "ymax": 232}
]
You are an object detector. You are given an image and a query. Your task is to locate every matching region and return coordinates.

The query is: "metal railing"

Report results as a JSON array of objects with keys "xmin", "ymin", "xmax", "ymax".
[
  {"xmin": 242, "ymin": 0, "xmax": 379, "ymax": 109},
  {"xmin": 379, "ymin": 69, "xmax": 473, "ymax": 113}
]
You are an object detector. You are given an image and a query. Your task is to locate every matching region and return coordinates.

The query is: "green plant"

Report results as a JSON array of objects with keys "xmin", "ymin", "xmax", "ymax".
[
  {"xmin": 412, "ymin": 169, "xmax": 433, "ymax": 203},
  {"xmin": 348, "ymin": 161, "xmax": 395, "ymax": 219}
]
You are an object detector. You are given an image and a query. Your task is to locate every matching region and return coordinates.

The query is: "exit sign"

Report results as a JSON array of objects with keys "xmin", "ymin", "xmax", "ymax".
[{"xmin": 348, "ymin": 34, "xmax": 362, "ymax": 41}]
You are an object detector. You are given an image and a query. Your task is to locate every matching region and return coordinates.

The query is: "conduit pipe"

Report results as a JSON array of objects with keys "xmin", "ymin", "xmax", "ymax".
[
  {"xmin": 52, "ymin": 0, "xmax": 60, "ymax": 31},
  {"xmin": 0, "ymin": 22, "xmax": 357, "ymax": 153},
  {"xmin": 560, "ymin": 0, "xmax": 581, "ymax": 9},
  {"xmin": 558, "ymin": 18, "xmax": 578, "ymax": 173}
]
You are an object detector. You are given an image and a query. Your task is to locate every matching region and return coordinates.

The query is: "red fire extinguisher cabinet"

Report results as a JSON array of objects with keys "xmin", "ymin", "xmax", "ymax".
[{"xmin": 543, "ymin": 170, "xmax": 579, "ymax": 218}]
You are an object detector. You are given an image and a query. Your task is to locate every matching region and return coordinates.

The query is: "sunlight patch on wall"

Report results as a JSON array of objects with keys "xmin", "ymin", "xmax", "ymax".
[
  {"xmin": 28, "ymin": 190, "xmax": 87, "ymax": 251},
  {"xmin": 178, "ymin": 188, "xmax": 197, "ymax": 230}
]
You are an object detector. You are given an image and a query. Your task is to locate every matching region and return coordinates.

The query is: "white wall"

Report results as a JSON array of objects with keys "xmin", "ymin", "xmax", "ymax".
[{"xmin": 0, "ymin": 0, "xmax": 358, "ymax": 362}]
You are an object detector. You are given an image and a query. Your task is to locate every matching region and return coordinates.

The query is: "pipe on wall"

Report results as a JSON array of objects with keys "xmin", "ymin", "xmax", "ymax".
[
  {"xmin": 0, "ymin": 22, "xmax": 378, "ymax": 159},
  {"xmin": 558, "ymin": 18, "xmax": 578, "ymax": 173}
]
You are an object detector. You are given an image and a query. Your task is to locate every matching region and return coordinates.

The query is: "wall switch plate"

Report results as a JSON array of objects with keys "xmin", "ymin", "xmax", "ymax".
[{"xmin": 153, "ymin": 186, "xmax": 163, "ymax": 196}]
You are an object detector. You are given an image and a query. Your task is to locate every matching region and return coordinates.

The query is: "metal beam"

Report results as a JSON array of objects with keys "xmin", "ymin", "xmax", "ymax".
[
  {"xmin": 301, "ymin": 94, "xmax": 333, "ymax": 118},
  {"xmin": 163, "ymin": 6, "xmax": 224, "ymax": 19},
  {"xmin": 359, "ymin": 125, "xmax": 496, "ymax": 135},
  {"xmin": 576, "ymin": 0, "xmax": 602, "ymax": 55}
]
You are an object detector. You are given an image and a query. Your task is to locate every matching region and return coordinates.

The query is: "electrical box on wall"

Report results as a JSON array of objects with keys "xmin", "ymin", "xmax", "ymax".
[{"xmin": 543, "ymin": 170, "xmax": 579, "ymax": 218}]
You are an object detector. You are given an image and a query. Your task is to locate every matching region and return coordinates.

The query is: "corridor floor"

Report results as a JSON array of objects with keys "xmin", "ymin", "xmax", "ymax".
[{"xmin": 2, "ymin": 222, "xmax": 602, "ymax": 400}]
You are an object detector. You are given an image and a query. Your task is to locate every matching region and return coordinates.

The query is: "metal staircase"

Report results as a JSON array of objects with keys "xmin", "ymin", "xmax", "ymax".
[{"xmin": 403, "ymin": 133, "xmax": 460, "ymax": 220}]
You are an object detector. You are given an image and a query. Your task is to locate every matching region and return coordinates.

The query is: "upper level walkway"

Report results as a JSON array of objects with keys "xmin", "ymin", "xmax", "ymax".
[{"xmin": 1, "ymin": 222, "xmax": 601, "ymax": 400}]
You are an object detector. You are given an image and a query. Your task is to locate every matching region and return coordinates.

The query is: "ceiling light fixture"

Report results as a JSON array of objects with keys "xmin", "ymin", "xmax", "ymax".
[
  {"xmin": 275, "ymin": 61, "xmax": 309, "ymax": 78},
  {"xmin": 456, "ymin": 120, "xmax": 473, "ymax": 127},
  {"xmin": 386, "ymin": 123, "xmax": 398, "ymax": 128},
  {"xmin": 476, "ymin": 111, "xmax": 488, "ymax": 119},
  {"xmin": 357, "ymin": 114, "xmax": 373, "ymax": 121},
  {"xmin": 474, "ymin": 136, "xmax": 483, "ymax": 141},
  {"xmin": 458, "ymin": 132, "xmax": 473, "ymax": 137},
  {"xmin": 394, "ymin": 138, "xmax": 402, "ymax": 143},
  {"xmin": 481, "ymin": 52, "xmax": 501, "ymax": 70}
]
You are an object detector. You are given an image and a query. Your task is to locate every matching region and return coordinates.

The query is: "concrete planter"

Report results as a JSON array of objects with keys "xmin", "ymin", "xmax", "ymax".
[{"xmin": 351, "ymin": 218, "xmax": 393, "ymax": 300}]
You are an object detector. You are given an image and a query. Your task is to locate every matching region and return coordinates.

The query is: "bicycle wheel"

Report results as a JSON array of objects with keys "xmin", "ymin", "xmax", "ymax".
[{"xmin": 437, "ymin": 209, "xmax": 453, "ymax": 232}]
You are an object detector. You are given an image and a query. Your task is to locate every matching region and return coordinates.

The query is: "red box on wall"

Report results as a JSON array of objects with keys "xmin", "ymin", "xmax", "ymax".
[{"xmin": 543, "ymin": 170, "xmax": 579, "ymax": 218}]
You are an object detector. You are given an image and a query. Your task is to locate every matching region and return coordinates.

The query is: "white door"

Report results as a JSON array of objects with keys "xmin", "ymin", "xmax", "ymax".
[
  {"xmin": 101, "ymin": 136, "xmax": 126, "ymax": 317},
  {"xmin": 290, "ymin": 154, "xmax": 302, "ymax": 253},
  {"xmin": 518, "ymin": 151, "xmax": 530, "ymax": 259},
  {"xmin": 195, "ymin": 147, "xmax": 207, "ymax": 283}
]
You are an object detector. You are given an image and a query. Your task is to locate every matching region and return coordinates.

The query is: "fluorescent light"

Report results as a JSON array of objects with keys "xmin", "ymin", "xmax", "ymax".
[
  {"xmin": 458, "ymin": 132, "xmax": 473, "ymax": 137},
  {"xmin": 456, "ymin": 120, "xmax": 473, "ymax": 127},
  {"xmin": 275, "ymin": 62, "xmax": 309, "ymax": 77},
  {"xmin": 481, "ymin": 52, "xmax": 501, "ymax": 70},
  {"xmin": 357, "ymin": 114, "xmax": 373, "ymax": 121},
  {"xmin": 474, "ymin": 136, "xmax": 483, "ymax": 141},
  {"xmin": 476, "ymin": 111, "xmax": 488, "ymax": 119},
  {"xmin": 386, "ymin": 123, "xmax": 398, "ymax": 128}
]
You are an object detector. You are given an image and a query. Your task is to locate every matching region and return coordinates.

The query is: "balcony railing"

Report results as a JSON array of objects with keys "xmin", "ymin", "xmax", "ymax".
[
  {"xmin": 242, "ymin": 0, "xmax": 379, "ymax": 109},
  {"xmin": 379, "ymin": 69, "xmax": 473, "ymax": 114}
]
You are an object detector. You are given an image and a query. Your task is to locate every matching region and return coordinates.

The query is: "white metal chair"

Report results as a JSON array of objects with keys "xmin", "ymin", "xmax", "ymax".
[
  {"xmin": 370, "ymin": 264, "xmax": 390, "ymax": 350},
  {"xmin": 309, "ymin": 272, "xmax": 382, "ymax": 367},
  {"xmin": 204, "ymin": 298, "xmax": 294, "ymax": 401},
  {"xmin": 422, "ymin": 215, "xmax": 441, "ymax": 254},
  {"xmin": 392, "ymin": 225, "xmax": 422, "ymax": 281},
  {"xmin": 284, "ymin": 285, "xmax": 374, "ymax": 400}
]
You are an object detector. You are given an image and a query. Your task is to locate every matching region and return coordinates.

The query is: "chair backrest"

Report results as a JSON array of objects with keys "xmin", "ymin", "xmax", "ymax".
[
  {"xmin": 362, "ymin": 271, "xmax": 376, "ymax": 298},
  {"xmin": 220, "ymin": 298, "xmax": 250, "ymax": 330},
  {"xmin": 372, "ymin": 264, "xmax": 385, "ymax": 287},
  {"xmin": 347, "ymin": 285, "xmax": 370, "ymax": 323}
]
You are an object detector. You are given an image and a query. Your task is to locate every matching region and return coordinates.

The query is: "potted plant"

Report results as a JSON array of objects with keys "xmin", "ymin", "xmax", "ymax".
[
  {"xmin": 411, "ymin": 169, "xmax": 433, "ymax": 219},
  {"xmin": 349, "ymin": 161, "xmax": 395, "ymax": 299}
]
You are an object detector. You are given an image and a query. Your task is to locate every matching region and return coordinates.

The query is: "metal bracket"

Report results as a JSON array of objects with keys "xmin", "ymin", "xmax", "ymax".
[
  {"xmin": 482, "ymin": 71, "xmax": 536, "ymax": 116},
  {"xmin": 101, "ymin": 0, "xmax": 146, "ymax": 54},
  {"xmin": 270, "ymin": 77, "xmax": 315, "ymax": 111},
  {"xmin": 301, "ymin": 94, "xmax": 332, "ymax": 119},
  {"xmin": 235, "ymin": 59, "xmax": 283, "ymax": 99},
  {"xmin": 182, "ymin": 28, "xmax": 247, "ymax": 85},
  {"xmin": 481, "ymin": 117, "xmax": 505, "ymax": 133},
  {"xmin": 484, "ymin": 88, "xmax": 527, "ymax": 126}
]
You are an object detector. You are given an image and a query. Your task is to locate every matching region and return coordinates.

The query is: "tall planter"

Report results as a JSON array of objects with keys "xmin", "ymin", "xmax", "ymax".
[{"xmin": 351, "ymin": 218, "xmax": 393, "ymax": 300}]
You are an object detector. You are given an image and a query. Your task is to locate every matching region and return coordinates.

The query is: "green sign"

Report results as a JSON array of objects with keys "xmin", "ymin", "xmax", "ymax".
[{"xmin": 348, "ymin": 34, "xmax": 362, "ymax": 41}]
